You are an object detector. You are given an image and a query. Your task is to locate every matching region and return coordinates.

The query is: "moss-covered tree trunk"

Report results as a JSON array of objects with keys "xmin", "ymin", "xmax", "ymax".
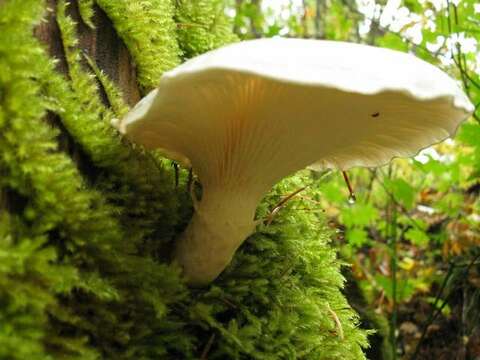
[
  {"xmin": 0, "ymin": 1, "xmax": 369, "ymax": 358},
  {"xmin": 30, "ymin": 0, "xmax": 140, "ymax": 180},
  {"xmin": 35, "ymin": 1, "xmax": 141, "ymax": 107}
]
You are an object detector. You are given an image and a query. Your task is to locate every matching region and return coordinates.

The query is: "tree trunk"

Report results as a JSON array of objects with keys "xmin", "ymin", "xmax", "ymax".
[{"xmin": 34, "ymin": 0, "xmax": 140, "ymax": 107}]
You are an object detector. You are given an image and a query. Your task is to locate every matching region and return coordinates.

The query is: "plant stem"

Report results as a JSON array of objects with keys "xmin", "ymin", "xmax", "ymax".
[
  {"xmin": 386, "ymin": 165, "xmax": 398, "ymax": 360},
  {"xmin": 390, "ymin": 203, "xmax": 398, "ymax": 360}
]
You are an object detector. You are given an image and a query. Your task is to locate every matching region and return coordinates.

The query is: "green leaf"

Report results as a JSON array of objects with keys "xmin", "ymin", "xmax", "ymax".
[
  {"xmin": 384, "ymin": 178, "xmax": 416, "ymax": 210},
  {"xmin": 375, "ymin": 275, "xmax": 416, "ymax": 302},
  {"xmin": 341, "ymin": 202, "xmax": 379, "ymax": 227},
  {"xmin": 436, "ymin": 192, "xmax": 464, "ymax": 217},
  {"xmin": 346, "ymin": 228, "xmax": 370, "ymax": 248},
  {"xmin": 404, "ymin": 228, "xmax": 430, "ymax": 247},
  {"xmin": 376, "ymin": 32, "xmax": 409, "ymax": 52},
  {"xmin": 319, "ymin": 178, "xmax": 344, "ymax": 203},
  {"xmin": 457, "ymin": 121, "xmax": 480, "ymax": 147}
]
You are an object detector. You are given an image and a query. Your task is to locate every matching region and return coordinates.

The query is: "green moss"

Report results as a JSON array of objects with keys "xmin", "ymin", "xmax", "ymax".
[
  {"xmin": 0, "ymin": 2, "xmax": 114, "ymax": 358},
  {"xmin": 84, "ymin": 54, "xmax": 130, "ymax": 117},
  {"xmin": 0, "ymin": 0, "xmax": 369, "ymax": 358},
  {"xmin": 78, "ymin": 0, "xmax": 94, "ymax": 28},
  {"xmin": 95, "ymin": 0, "xmax": 182, "ymax": 92},
  {"xmin": 175, "ymin": 0, "xmax": 239, "ymax": 58}
]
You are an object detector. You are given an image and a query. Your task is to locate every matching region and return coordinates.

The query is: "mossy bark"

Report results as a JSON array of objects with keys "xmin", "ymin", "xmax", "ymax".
[
  {"xmin": 25, "ymin": 0, "xmax": 140, "ymax": 183},
  {"xmin": 34, "ymin": 0, "xmax": 140, "ymax": 107}
]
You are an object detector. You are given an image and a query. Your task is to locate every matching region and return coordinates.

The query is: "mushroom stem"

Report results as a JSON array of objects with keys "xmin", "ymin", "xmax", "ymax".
[{"xmin": 174, "ymin": 187, "xmax": 259, "ymax": 285}]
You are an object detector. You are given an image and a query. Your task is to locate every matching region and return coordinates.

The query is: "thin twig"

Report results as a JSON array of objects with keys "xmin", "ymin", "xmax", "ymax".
[
  {"xmin": 265, "ymin": 185, "xmax": 309, "ymax": 225},
  {"xmin": 200, "ymin": 333, "xmax": 216, "ymax": 360},
  {"xmin": 327, "ymin": 303, "xmax": 344, "ymax": 340},
  {"xmin": 296, "ymin": 194, "xmax": 325, "ymax": 206},
  {"xmin": 390, "ymin": 204, "xmax": 398, "ymax": 360},
  {"xmin": 176, "ymin": 22, "xmax": 209, "ymax": 29},
  {"xmin": 221, "ymin": 297, "xmax": 238, "ymax": 309},
  {"xmin": 342, "ymin": 171, "xmax": 356, "ymax": 202},
  {"xmin": 264, "ymin": 170, "xmax": 333, "ymax": 225},
  {"xmin": 289, "ymin": 207, "xmax": 325, "ymax": 212},
  {"xmin": 384, "ymin": 164, "xmax": 398, "ymax": 360}
]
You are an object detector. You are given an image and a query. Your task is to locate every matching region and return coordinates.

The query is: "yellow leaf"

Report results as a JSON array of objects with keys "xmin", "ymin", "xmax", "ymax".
[{"xmin": 399, "ymin": 257, "xmax": 416, "ymax": 271}]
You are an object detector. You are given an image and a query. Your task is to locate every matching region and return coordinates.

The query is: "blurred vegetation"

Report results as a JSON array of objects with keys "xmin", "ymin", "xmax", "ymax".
[{"xmin": 229, "ymin": 0, "xmax": 479, "ymax": 358}]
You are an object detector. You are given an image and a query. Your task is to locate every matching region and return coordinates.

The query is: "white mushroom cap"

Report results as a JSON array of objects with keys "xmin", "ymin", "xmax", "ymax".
[
  {"xmin": 117, "ymin": 38, "xmax": 473, "ymax": 284},
  {"xmin": 121, "ymin": 38, "xmax": 472, "ymax": 182}
]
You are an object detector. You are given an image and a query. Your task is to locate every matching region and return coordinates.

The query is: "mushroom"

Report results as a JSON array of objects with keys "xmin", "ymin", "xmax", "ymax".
[{"xmin": 116, "ymin": 38, "xmax": 473, "ymax": 285}]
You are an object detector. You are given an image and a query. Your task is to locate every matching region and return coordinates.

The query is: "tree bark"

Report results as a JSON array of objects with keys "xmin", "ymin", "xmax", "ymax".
[
  {"xmin": 30, "ymin": 0, "xmax": 140, "ymax": 174},
  {"xmin": 34, "ymin": 0, "xmax": 140, "ymax": 106}
]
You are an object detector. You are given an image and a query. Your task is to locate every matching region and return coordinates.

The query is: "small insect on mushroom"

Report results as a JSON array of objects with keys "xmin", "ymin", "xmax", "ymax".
[{"xmin": 115, "ymin": 38, "xmax": 473, "ymax": 285}]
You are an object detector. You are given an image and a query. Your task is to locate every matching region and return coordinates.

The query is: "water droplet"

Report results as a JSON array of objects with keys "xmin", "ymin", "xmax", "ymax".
[{"xmin": 348, "ymin": 194, "xmax": 356, "ymax": 205}]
